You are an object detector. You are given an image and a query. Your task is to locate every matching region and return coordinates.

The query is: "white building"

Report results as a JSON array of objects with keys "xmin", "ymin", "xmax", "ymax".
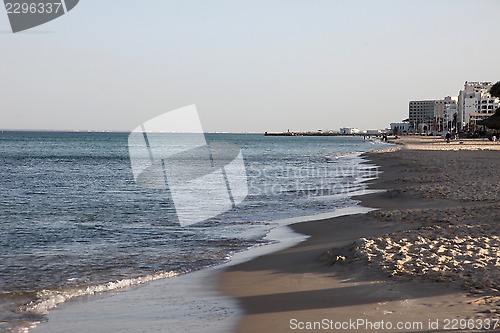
[
  {"xmin": 390, "ymin": 122, "xmax": 410, "ymax": 135},
  {"xmin": 443, "ymin": 96, "xmax": 458, "ymax": 132},
  {"xmin": 458, "ymin": 81, "xmax": 499, "ymax": 130},
  {"xmin": 366, "ymin": 129, "xmax": 385, "ymax": 135},
  {"xmin": 471, "ymin": 97, "xmax": 499, "ymax": 127},
  {"xmin": 339, "ymin": 127, "xmax": 360, "ymax": 135}
]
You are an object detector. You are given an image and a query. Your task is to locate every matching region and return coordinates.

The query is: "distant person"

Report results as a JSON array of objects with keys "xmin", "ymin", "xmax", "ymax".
[{"xmin": 445, "ymin": 132, "xmax": 451, "ymax": 143}]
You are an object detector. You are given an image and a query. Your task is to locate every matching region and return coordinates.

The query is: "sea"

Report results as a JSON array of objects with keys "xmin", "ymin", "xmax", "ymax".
[{"xmin": 0, "ymin": 132, "xmax": 389, "ymax": 332}]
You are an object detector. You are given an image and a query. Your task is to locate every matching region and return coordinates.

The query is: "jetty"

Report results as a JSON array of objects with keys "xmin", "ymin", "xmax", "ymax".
[{"xmin": 264, "ymin": 131, "xmax": 377, "ymax": 137}]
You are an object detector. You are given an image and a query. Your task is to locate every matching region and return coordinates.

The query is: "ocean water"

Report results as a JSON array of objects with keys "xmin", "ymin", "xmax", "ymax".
[{"xmin": 0, "ymin": 132, "xmax": 388, "ymax": 332}]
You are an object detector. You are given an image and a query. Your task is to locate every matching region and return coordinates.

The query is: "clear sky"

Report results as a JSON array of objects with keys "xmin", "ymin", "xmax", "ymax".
[{"xmin": 1, "ymin": 0, "xmax": 499, "ymax": 133}]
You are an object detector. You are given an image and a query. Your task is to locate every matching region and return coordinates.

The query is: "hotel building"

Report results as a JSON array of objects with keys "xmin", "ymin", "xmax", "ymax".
[
  {"xmin": 409, "ymin": 99, "xmax": 449, "ymax": 133},
  {"xmin": 458, "ymin": 81, "xmax": 499, "ymax": 130}
]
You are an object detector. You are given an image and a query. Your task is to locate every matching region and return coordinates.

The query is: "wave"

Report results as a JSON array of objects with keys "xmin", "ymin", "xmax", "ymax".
[
  {"xmin": 322, "ymin": 151, "xmax": 363, "ymax": 160},
  {"xmin": 20, "ymin": 270, "xmax": 180, "ymax": 316}
]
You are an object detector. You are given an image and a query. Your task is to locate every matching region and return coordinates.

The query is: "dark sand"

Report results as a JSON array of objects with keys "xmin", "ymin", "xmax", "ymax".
[
  {"xmin": 219, "ymin": 139, "xmax": 500, "ymax": 332},
  {"xmin": 29, "ymin": 137, "xmax": 500, "ymax": 333}
]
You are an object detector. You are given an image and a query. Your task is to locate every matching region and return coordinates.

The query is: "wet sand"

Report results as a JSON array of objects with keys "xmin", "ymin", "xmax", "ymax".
[
  {"xmin": 29, "ymin": 136, "xmax": 500, "ymax": 333},
  {"xmin": 28, "ymin": 208, "xmax": 369, "ymax": 333},
  {"xmin": 219, "ymin": 136, "xmax": 500, "ymax": 332}
]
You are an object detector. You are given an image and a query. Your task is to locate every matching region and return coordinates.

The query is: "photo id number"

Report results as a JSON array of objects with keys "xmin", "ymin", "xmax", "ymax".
[{"xmin": 5, "ymin": 2, "xmax": 63, "ymax": 14}]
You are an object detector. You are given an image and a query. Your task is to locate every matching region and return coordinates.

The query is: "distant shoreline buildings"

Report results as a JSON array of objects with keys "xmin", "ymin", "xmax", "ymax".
[
  {"xmin": 268, "ymin": 82, "xmax": 499, "ymax": 136},
  {"xmin": 407, "ymin": 81, "xmax": 499, "ymax": 134}
]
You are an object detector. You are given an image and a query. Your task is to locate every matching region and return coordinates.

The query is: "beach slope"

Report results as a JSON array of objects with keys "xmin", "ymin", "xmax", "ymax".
[{"xmin": 219, "ymin": 137, "xmax": 500, "ymax": 332}]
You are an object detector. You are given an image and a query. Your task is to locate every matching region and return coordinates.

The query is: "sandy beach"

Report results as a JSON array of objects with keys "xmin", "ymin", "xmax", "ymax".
[
  {"xmin": 28, "ymin": 136, "xmax": 500, "ymax": 333},
  {"xmin": 219, "ymin": 136, "xmax": 500, "ymax": 332}
]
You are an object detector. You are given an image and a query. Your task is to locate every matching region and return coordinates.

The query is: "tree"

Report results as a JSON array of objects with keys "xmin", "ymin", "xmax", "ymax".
[
  {"xmin": 452, "ymin": 112, "xmax": 458, "ymax": 131},
  {"xmin": 490, "ymin": 81, "xmax": 500, "ymax": 98}
]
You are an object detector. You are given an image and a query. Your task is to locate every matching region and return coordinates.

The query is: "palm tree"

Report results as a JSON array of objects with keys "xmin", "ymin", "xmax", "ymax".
[
  {"xmin": 490, "ymin": 81, "xmax": 500, "ymax": 98},
  {"xmin": 477, "ymin": 81, "xmax": 500, "ymax": 131},
  {"xmin": 452, "ymin": 113, "xmax": 458, "ymax": 131}
]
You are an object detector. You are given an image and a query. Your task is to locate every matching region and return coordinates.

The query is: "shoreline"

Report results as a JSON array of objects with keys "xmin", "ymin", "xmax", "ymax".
[
  {"xmin": 218, "ymin": 137, "xmax": 500, "ymax": 332},
  {"xmin": 26, "ymin": 150, "xmax": 381, "ymax": 333},
  {"xmin": 27, "ymin": 137, "xmax": 500, "ymax": 332},
  {"xmin": 27, "ymin": 207, "xmax": 374, "ymax": 333}
]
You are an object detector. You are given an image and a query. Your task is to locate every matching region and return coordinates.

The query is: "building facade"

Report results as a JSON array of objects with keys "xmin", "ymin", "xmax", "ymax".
[
  {"xmin": 443, "ymin": 96, "xmax": 458, "ymax": 132},
  {"xmin": 458, "ymin": 81, "xmax": 499, "ymax": 130},
  {"xmin": 390, "ymin": 122, "xmax": 410, "ymax": 135},
  {"xmin": 339, "ymin": 127, "xmax": 360, "ymax": 135},
  {"xmin": 470, "ymin": 97, "xmax": 499, "ymax": 127},
  {"xmin": 409, "ymin": 100, "xmax": 435, "ymax": 133},
  {"xmin": 407, "ymin": 81, "xmax": 499, "ymax": 133},
  {"xmin": 409, "ymin": 99, "xmax": 449, "ymax": 133}
]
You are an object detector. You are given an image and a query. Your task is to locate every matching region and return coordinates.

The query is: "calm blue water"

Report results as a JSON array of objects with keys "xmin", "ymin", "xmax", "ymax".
[{"xmin": 0, "ymin": 132, "xmax": 388, "ymax": 332}]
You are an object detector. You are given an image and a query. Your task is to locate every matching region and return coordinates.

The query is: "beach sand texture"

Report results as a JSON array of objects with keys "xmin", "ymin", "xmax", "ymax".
[
  {"xmin": 220, "ymin": 136, "xmax": 500, "ymax": 332},
  {"xmin": 30, "ymin": 136, "xmax": 500, "ymax": 333}
]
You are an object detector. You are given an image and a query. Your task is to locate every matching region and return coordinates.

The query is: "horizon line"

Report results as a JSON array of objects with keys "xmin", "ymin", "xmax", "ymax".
[{"xmin": 0, "ymin": 129, "xmax": 270, "ymax": 134}]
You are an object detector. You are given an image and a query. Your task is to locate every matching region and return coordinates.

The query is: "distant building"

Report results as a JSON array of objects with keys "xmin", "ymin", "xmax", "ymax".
[
  {"xmin": 409, "ymin": 97, "xmax": 458, "ymax": 133},
  {"xmin": 443, "ymin": 96, "xmax": 458, "ymax": 132},
  {"xmin": 390, "ymin": 122, "xmax": 409, "ymax": 135},
  {"xmin": 409, "ymin": 100, "xmax": 438, "ymax": 133},
  {"xmin": 458, "ymin": 81, "xmax": 499, "ymax": 130},
  {"xmin": 339, "ymin": 127, "xmax": 360, "ymax": 135},
  {"xmin": 471, "ymin": 97, "xmax": 499, "ymax": 125},
  {"xmin": 408, "ymin": 81, "xmax": 499, "ymax": 133},
  {"xmin": 366, "ymin": 129, "xmax": 384, "ymax": 135}
]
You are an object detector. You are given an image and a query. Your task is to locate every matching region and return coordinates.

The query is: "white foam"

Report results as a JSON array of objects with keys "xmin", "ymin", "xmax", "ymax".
[
  {"xmin": 25, "ymin": 141, "xmax": 387, "ymax": 332},
  {"xmin": 22, "ymin": 271, "xmax": 180, "ymax": 316},
  {"xmin": 323, "ymin": 150, "xmax": 370, "ymax": 161}
]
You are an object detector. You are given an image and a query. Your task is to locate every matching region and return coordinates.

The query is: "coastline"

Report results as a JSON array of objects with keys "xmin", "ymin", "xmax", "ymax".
[
  {"xmin": 219, "ymin": 137, "xmax": 500, "ymax": 332},
  {"xmin": 24, "ymin": 136, "xmax": 382, "ymax": 333},
  {"xmin": 28, "ymin": 136, "xmax": 500, "ymax": 333},
  {"xmin": 28, "ymin": 207, "xmax": 374, "ymax": 333},
  {"xmin": 26, "ymin": 147, "xmax": 381, "ymax": 333}
]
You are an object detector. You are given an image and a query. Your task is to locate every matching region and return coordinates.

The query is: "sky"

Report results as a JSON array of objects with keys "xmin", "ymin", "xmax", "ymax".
[{"xmin": 1, "ymin": 0, "xmax": 499, "ymax": 133}]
